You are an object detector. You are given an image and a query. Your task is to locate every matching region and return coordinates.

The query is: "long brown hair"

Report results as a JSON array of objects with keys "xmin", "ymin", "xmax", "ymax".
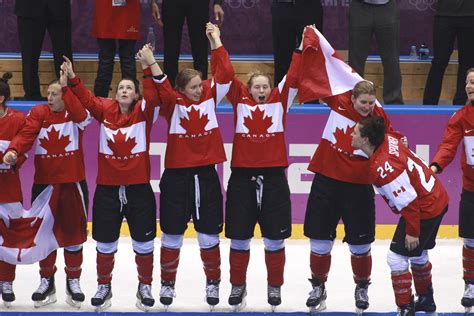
[{"xmin": 175, "ymin": 69, "xmax": 202, "ymax": 90}]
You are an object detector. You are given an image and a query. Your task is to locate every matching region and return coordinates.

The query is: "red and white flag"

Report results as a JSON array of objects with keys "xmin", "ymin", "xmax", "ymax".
[
  {"xmin": 0, "ymin": 183, "xmax": 86, "ymax": 265},
  {"xmin": 298, "ymin": 26, "xmax": 363, "ymax": 103}
]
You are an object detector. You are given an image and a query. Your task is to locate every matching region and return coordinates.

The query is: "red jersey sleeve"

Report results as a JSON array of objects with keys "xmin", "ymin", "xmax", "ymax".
[
  {"xmin": 153, "ymin": 76, "xmax": 176, "ymax": 120},
  {"xmin": 431, "ymin": 109, "xmax": 463, "ymax": 171},
  {"xmin": 69, "ymin": 76, "xmax": 105, "ymax": 121},
  {"xmin": 278, "ymin": 51, "xmax": 301, "ymax": 111},
  {"xmin": 62, "ymin": 87, "xmax": 92, "ymax": 127},
  {"xmin": 210, "ymin": 46, "xmax": 234, "ymax": 104},
  {"xmin": 8, "ymin": 106, "xmax": 44, "ymax": 155},
  {"xmin": 141, "ymin": 68, "xmax": 161, "ymax": 123}
]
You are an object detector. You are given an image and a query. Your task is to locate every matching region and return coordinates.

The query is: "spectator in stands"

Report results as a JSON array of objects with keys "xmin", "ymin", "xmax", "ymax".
[
  {"xmin": 151, "ymin": 0, "xmax": 224, "ymax": 86},
  {"xmin": 348, "ymin": 0, "xmax": 404, "ymax": 105},
  {"xmin": 423, "ymin": 0, "xmax": 474, "ymax": 105},
  {"xmin": 14, "ymin": 0, "xmax": 73, "ymax": 101},
  {"xmin": 271, "ymin": 0, "xmax": 323, "ymax": 86},
  {"xmin": 92, "ymin": 0, "xmax": 142, "ymax": 98}
]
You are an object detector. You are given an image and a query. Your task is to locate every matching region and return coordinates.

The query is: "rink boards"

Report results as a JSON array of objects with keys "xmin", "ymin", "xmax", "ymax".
[{"xmin": 9, "ymin": 103, "xmax": 464, "ymax": 238}]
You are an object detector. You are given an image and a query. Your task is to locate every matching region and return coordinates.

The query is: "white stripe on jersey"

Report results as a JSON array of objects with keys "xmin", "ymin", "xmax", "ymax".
[
  {"xmin": 35, "ymin": 121, "xmax": 80, "ymax": 154},
  {"xmin": 235, "ymin": 103, "xmax": 285, "ymax": 134},
  {"xmin": 214, "ymin": 80, "xmax": 232, "ymax": 105},
  {"xmin": 99, "ymin": 121, "xmax": 147, "ymax": 155},
  {"xmin": 464, "ymin": 136, "xmax": 474, "ymax": 165},
  {"xmin": 0, "ymin": 140, "xmax": 11, "ymax": 170},
  {"xmin": 169, "ymin": 98, "xmax": 219, "ymax": 134},
  {"xmin": 376, "ymin": 170, "xmax": 417, "ymax": 213}
]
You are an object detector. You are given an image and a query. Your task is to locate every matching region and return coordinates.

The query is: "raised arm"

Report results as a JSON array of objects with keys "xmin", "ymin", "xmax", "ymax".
[
  {"xmin": 62, "ymin": 56, "xmax": 105, "ymax": 121},
  {"xmin": 206, "ymin": 23, "xmax": 234, "ymax": 104},
  {"xmin": 430, "ymin": 111, "xmax": 463, "ymax": 173},
  {"xmin": 136, "ymin": 44, "xmax": 162, "ymax": 122}
]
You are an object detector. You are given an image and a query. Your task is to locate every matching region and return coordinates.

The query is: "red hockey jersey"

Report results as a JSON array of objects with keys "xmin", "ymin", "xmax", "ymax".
[
  {"xmin": 69, "ymin": 69, "xmax": 160, "ymax": 185},
  {"xmin": 154, "ymin": 46, "xmax": 232, "ymax": 168},
  {"xmin": 308, "ymin": 92, "xmax": 392, "ymax": 184},
  {"xmin": 226, "ymin": 52, "xmax": 301, "ymax": 168},
  {"xmin": 0, "ymin": 108, "xmax": 26, "ymax": 203},
  {"xmin": 370, "ymin": 132, "xmax": 448, "ymax": 237},
  {"xmin": 431, "ymin": 104, "xmax": 474, "ymax": 192},
  {"xmin": 92, "ymin": 0, "xmax": 140, "ymax": 40},
  {"xmin": 8, "ymin": 88, "xmax": 91, "ymax": 185}
]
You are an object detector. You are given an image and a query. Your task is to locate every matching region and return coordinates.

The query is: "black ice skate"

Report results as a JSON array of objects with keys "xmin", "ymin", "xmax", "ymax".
[
  {"xmin": 397, "ymin": 296, "xmax": 415, "ymax": 316},
  {"xmin": 415, "ymin": 285, "xmax": 437, "ymax": 314},
  {"xmin": 355, "ymin": 282, "xmax": 370, "ymax": 315},
  {"xmin": 91, "ymin": 282, "xmax": 112, "ymax": 312},
  {"xmin": 228, "ymin": 283, "xmax": 247, "ymax": 312},
  {"xmin": 66, "ymin": 278, "xmax": 85, "ymax": 308},
  {"xmin": 306, "ymin": 279, "xmax": 327, "ymax": 313},
  {"xmin": 205, "ymin": 279, "xmax": 220, "ymax": 310},
  {"xmin": 136, "ymin": 282, "xmax": 155, "ymax": 311},
  {"xmin": 159, "ymin": 280, "xmax": 176, "ymax": 311},
  {"xmin": 267, "ymin": 285, "xmax": 281, "ymax": 312},
  {"xmin": 462, "ymin": 283, "xmax": 474, "ymax": 314},
  {"xmin": 2, "ymin": 281, "xmax": 15, "ymax": 308},
  {"xmin": 32, "ymin": 276, "xmax": 57, "ymax": 308}
]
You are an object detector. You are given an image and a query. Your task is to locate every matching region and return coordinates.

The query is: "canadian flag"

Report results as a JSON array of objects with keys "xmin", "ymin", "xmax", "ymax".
[
  {"xmin": 0, "ymin": 183, "xmax": 86, "ymax": 265},
  {"xmin": 298, "ymin": 26, "xmax": 363, "ymax": 103},
  {"xmin": 392, "ymin": 185, "xmax": 407, "ymax": 197}
]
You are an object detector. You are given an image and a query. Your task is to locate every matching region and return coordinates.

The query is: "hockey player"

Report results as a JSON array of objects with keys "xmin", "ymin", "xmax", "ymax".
[
  {"xmin": 62, "ymin": 46, "xmax": 161, "ymax": 312},
  {"xmin": 150, "ymin": 24, "xmax": 232, "ymax": 310},
  {"xmin": 217, "ymin": 23, "xmax": 302, "ymax": 311},
  {"xmin": 3, "ymin": 68, "xmax": 91, "ymax": 308},
  {"xmin": 429, "ymin": 68, "xmax": 474, "ymax": 313},
  {"xmin": 0, "ymin": 72, "xmax": 26, "ymax": 307},
  {"xmin": 351, "ymin": 116, "xmax": 449, "ymax": 316}
]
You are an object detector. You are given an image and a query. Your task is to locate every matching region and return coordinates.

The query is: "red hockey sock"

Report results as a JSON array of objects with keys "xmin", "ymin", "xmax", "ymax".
[
  {"xmin": 351, "ymin": 251, "xmax": 372, "ymax": 285},
  {"xmin": 200, "ymin": 245, "xmax": 221, "ymax": 281},
  {"xmin": 463, "ymin": 245, "xmax": 474, "ymax": 282},
  {"xmin": 0, "ymin": 261, "xmax": 16, "ymax": 282},
  {"xmin": 229, "ymin": 248, "xmax": 250, "ymax": 285},
  {"xmin": 136, "ymin": 253, "xmax": 154, "ymax": 285},
  {"xmin": 64, "ymin": 248, "xmax": 83, "ymax": 279},
  {"xmin": 391, "ymin": 271, "xmax": 413, "ymax": 307},
  {"xmin": 39, "ymin": 250, "xmax": 57, "ymax": 278},
  {"xmin": 97, "ymin": 252, "xmax": 115, "ymax": 284},
  {"xmin": 265, "ymin": 248, "xmax": 285, "ymax": 287},
  {"xmin": 310, "ymin": 252, "xmax": 331, "ymax": 283},
  {"xmin": 161, "ymin": 247, "xmax": 180, "ymax": 283},
  {"xmin": 411, "ymin": 261, "xmax": 432, "ymax": 295}
]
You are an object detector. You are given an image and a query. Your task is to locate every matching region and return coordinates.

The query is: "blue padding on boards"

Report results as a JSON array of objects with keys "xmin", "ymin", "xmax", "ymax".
[{"xmin": 6, "ymin": 101, "xmax": 462, "ymax": 115}]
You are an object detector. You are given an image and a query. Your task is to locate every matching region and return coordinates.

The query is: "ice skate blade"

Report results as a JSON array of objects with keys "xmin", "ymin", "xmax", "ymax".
[
  {"xmin": 162, "ymin": 304, "xmax": 172, "ymax": 312},
  {"xmin": 3, "ymin": 301, "xmax": 12, "ymax": 308},
  {"xmin": 465, "ymin": 306, "xmax": 473, "ymax": 315},
  {"xmin": 66, "ymin": 295, "xmax": 82, "ymax": 309},
  {"xmin": 356, "ymin": 307, "xmax": 367, "ymax": 315},
  {"xmin": 309, "ymin": 300, "xmax": 327, "ymax": 314},
  {"xmin": 271, "ymin": 304, "xmax": 278, "ymax": 312},
  {"xmin": 33, "ymin": 293, "xmax": 57, "ymax": 308},
  {"xmin": 136, "ymin": 298, "xmax": 154, "ymax": 312},
  {"xmin": 231, "ymin": 299, "xmax": 247, "ymax": 312},
  {"xmin": 93, "ymin": 300, "xmax": 112, "ymax": 312},
  {"xmin": 209, "ymin": 304, "xmax": 216, "ymax": 312}
]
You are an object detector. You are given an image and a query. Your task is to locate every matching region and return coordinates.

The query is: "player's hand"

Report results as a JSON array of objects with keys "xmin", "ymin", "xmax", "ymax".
[
  {"xmin": 405, "ymin": 234, "xmax": 419, "ymax": 251},
  {"xmin": 3, "ymin": 150, "xmax": 18, "ymax": 165},
  {"xmin": 430, "ymin": 165, "xmax": 439, "ymax": 173}
]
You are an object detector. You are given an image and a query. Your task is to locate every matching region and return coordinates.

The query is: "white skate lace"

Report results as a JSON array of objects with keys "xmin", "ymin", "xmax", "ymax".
[
  {"xmin": 2, "ymin": 281, "xmax": 13, "ymax": 294},
  {"xmin": 35, "ymin": 278, "xmax": 51, "ymax": 294},
  {"xmin": 94, "ymin": 284, "xmax": 110, "ymax": 299},
  {"xmin": 230, "ymin": 285, "xmax": 245, "ymax": 298},
  {"xmin": 206, "ymin": 283, "xmax": 219, "ymax": 299},
  {"xmin": 160, "ymin": 284, "xmax": 176, "ymax": 299},
  {"xmin": 67, "ymin": 278, "xmax": 82, "ymax": 295},
  {"xmin": 355, "ymin": 286, "xmax": 369, "ymax": 303},
  {"xmin": 268, "ymin": 285, "xmax": 281, "ymax": 299},
  {"xmin": 465, "ymin": 284, "xmax": 474, "ymax": 299},
  {"xmin": 139, "ymin": 283, "xmax": 153, "ymax": 299}
]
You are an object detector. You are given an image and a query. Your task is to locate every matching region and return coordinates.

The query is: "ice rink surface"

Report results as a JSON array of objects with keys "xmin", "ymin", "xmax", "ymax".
[{"xmin": 0, "ymin": 238, "xmax": 468, "ymax": 314}]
